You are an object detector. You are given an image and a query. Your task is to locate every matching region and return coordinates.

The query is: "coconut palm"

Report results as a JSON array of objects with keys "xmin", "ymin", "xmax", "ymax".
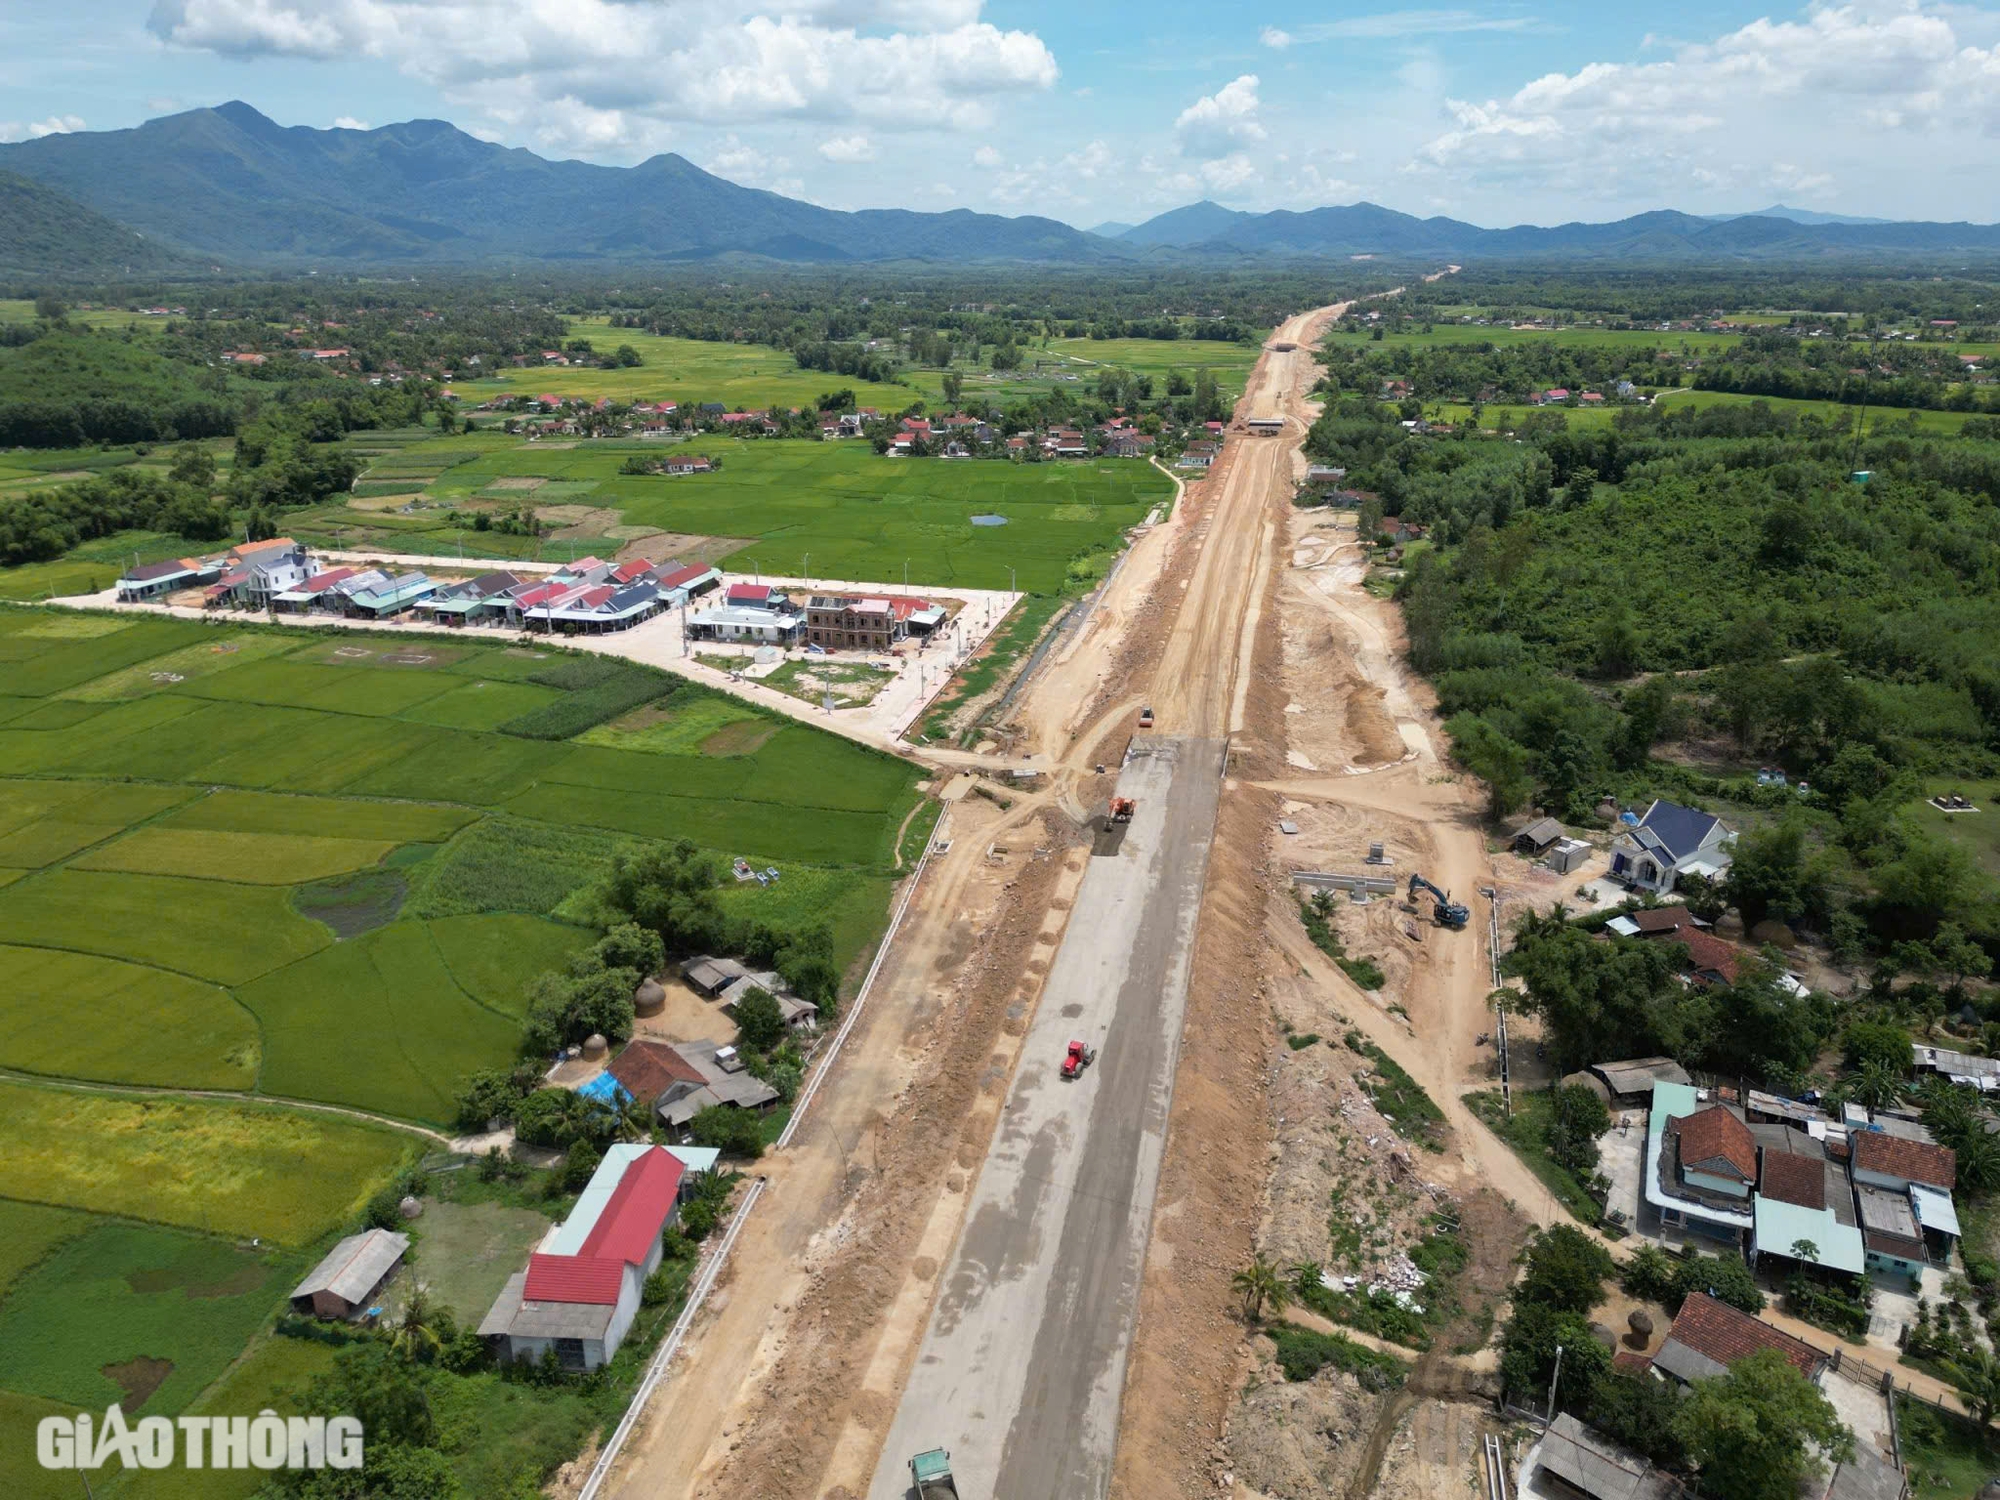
[
  {"xmin": 1954, "ymin": 1128, "xmax": 2000, "ymax": 1197},
  {"xmin": 1289, "ymin": 1261, "xmax": 1326, "ymax": 1300},
  {"xmin": 1943, "ymin": 1346, "xmax": 2000, "ymax": 1428},
  {"xmin": 1850, "ymin": 1061, "xmax": 1907, "ymax": 1112},
  {"xmin": 1232, "ymin": 1257, "xmax": 1288, "ymax": 1323},
  {"xmin": 390, "ymin": 1286, "xmax": 443, "ymax": 1363}
]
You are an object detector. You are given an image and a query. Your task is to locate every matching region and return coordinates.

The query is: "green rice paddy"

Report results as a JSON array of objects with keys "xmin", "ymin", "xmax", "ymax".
[{"xmin": 0, "ymin": 591, "xmax": 927, "ymax": 1449}]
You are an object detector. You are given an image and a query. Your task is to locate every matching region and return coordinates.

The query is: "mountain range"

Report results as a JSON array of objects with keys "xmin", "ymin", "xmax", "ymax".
[{"xmin": 1, "ymin": 104, "xmax": 1996, "ymax": 273}]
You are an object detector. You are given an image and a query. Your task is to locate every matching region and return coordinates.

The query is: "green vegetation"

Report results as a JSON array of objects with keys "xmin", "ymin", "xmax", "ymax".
[
  {"xmin": 0, "ymin": 1081, "xmax": 411, "ymax": 1243},
  {"xmin": 1264, "ymin": 1322, "xmax": 1407, "ymax": 1387},
  {"xmin": 1298, "ymin": 890, "xmax": 1387, "ymax": 989},
  {"xmin": 1344, "ymin": 1031, "xmax": 1446, "ymax": 1150},
  {"xmin": 0, "ymin": 1222, "xmax": 302, "ymax": 1415},
  {"xmin": 0, "ymin": 1200, "xmax": 91, "ymax": 1300},
  {"xmin": 1896, "ymin": 1391, "xmax": 2000, "ymax": 1500},
  {"xmin": 1465, "ymin": 1085, "xmax": 1610, "ymax": 1225},
  {"xmin": 917, "ymin": 593, "xmax": 1062, "ymax": 742},
  {"xmin": 0, "ymin": 946, "xmax": 256, "ymax": 1088}
]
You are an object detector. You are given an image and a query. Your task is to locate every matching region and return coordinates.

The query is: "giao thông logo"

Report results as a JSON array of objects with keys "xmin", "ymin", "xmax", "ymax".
[{"xmin": 37, "ymin": 1406, "xmax": 363, "ymax": 1471}]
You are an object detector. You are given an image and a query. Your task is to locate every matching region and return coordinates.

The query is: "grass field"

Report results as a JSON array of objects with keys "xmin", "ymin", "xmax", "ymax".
[
  {"xmin": 451, "ymin": 321, "xmax": 911, "ymax": 410},
  {"xmin": 1911, "ymin": 781, "xmax": 2000, "ymax": 878},
  {"xmin": 0, "ymin": 1200, "xmax": 92, "ymax": 1301},
  {"xmin": 409, "ymin": 1197, "xmax": 552, "ymax": 1324},
  {"xmin": 2, "ymin": 1388, "xmax": 85, "ymax": 1500},
  {"xmin": 0, "ymin": 1081, "xmax": 411, "ymax": 1243}
]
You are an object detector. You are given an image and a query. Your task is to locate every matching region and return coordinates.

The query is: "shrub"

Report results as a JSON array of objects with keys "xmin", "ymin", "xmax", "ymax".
[
  {"xmin": 1266, "ymin": 1322, "xmax": 1406, "ymax": 1388},
  {"xmin": 1519, "ymin": 1226, "xmax": 1615, "ymax": 1314},
  {"xmin": 688, "ymin": 1106, "xmax": 765, "ymax": 1160}
]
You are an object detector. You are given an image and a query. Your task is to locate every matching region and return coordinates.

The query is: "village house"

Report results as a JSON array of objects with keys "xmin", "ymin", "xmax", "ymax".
[
  {"xmin": 687, "ymin": 604, "xmax": 804, "ymax": 646},
  {"xmin": 604, "ymin": 1038, "xmax": 780, "ymax": 1130},
  {"xmin": 290, "ymin": 1229, "xmax": 409, "ymax": 1321},
  {"xmin": 1608, "ymin": 800, "xmax": 1733, "ymax": 896},
  {"xmin": 806, "ymin": 595, "xmax": 902, "ymax": 652},
  {"xmin": 116, "ymin": 555, "xmax": 223, "ymax": 602},
  {"xmin": 478, "ymin": 1145, "xmax": 685, "ymax": 1371}
]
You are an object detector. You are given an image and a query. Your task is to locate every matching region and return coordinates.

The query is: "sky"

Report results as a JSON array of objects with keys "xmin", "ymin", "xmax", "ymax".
[{"xmin": 3, "ymin": 1, "xmax": 2000, "ymax": 228}]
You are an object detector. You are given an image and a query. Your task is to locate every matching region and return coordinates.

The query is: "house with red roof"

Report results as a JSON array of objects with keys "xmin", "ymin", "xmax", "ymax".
[
  {"xmin": 478, "ymin": 1145, "xmax": 686, "ymax": 1371},
  {"xmin": 1653, "ymin": 1292, "xmax": 1826, "ymax": 1385}
]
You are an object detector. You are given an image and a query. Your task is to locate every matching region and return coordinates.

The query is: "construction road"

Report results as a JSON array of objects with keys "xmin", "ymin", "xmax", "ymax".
[
  {"xmin": 865, "ymin": 304, "xmax": 1337, "ymax": 1500},
  {"xmin": 866, "ymin": 736, "xmax": 1225, "ymax": 1499}
]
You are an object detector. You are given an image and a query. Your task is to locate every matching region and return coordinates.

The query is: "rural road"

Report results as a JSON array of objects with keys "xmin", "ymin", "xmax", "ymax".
[{"xmin": 866, "ymin": 734, "xmax": 1225, "ymax": 1500}]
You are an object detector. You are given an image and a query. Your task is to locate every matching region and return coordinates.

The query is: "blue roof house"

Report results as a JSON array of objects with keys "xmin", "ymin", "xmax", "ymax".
[{"xmin": 1609, "ymin": 800, "xmax": 1734, "ymax": 897}]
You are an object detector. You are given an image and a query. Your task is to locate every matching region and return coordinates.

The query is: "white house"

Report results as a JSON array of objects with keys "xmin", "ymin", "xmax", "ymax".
[
  {"xmin": 478, "ymin": 1145, "xmax": 684, "ymax": 1371},
  {"xmin": 1608, "ymin": 800, "xmax": 1733, "ymax": 895}
]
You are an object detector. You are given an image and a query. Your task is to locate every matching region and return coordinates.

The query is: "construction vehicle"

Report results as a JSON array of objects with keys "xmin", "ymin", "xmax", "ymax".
[
  {"xmin": 1138, "ymin": 705, "xmax": 1155, "ymax": 729},
  {"xmin": 1109, "ymin": 796, "xmax": 1136, "ymax": 823},
  {"xmin": 1061, "ymin": 1038, "xmax": 1098, "ymax": 1080},
  {"xmin": 910, "ymin": 1448, "xmax": 959, "ymax": 1499},
  {"xmin": 1407, "ymin": 873, "xmax": 1470, "ymax": 929}
]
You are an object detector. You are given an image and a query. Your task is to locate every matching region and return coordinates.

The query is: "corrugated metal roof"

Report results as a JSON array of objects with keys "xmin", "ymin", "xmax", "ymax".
[
  {"xmin": 1537, "ymin": 1414, "xmax": 1671, "ymax": 1500},
  {"xmin": 579, "ymin": 1148, "xmax": 683, "ymax": 1266},
  {"xmin": 1753, "ymin": 1196, "xmax": 1865, "ymax": 1275},
  {"xmin": 291, "ymin": 1229, "xmax": 408, "ymax": 1305},
  {"xmin": 1910, "ymin": 1183, "xmax": 1961, "ymax": 1238}
]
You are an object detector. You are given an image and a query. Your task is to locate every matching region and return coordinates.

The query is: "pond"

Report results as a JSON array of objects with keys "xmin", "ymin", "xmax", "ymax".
[{"xmin": 969, "ymin": 513, "xmax": 1009, "ymax": 526}]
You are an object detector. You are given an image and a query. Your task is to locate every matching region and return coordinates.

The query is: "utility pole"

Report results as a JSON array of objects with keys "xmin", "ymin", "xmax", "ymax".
[{"xmin": 1545, "ymin": 1344, "xmax": 1564, "ymax": 1431}]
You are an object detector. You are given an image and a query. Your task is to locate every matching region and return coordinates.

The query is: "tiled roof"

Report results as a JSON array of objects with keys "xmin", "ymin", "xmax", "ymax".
[
  {"xmin": 1671, "ymin": 1104, "xmax": 1756, "ymax": 1181},
  {"xmin": 608, "ymin": 1039, "xmax": 706, "ymax": 1104},
  {"xmin": 1852, "ymin": 1130, "xmax": 1956, "ymax": 1190},
  {"xmin": 522, "ymin": 1251, "xmax": 625, "ymax": 1305},
  {"xmin": 1679, "ymin": 928, "xmax": 1742, "ymax": 984},
  {"xmin": 1661, "ymin": 1292, "xmax": 1823, "ymax": 1379},
  {"xmin": 656, "ymin": 563, "xmax": 713, "ymax": 590},
  {"xmin": 1759, "ymin": 1150, "xmax": 1826, "ymax": 1210}
]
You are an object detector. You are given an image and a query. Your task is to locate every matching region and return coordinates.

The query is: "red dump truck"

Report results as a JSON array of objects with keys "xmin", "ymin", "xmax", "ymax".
[{"xmin": 1109, "ymin": 796, "xmax": 1135, "ymax": 823}]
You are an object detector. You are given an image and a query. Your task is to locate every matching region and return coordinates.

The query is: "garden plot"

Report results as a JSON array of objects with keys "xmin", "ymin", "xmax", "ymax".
[
  {"xmin": 759, "ymin": 657, "xmax": 899, "ymax": 709},
  {"xmin": 74, "ymin": 828, "xmax": 398, "ymax": 884}
]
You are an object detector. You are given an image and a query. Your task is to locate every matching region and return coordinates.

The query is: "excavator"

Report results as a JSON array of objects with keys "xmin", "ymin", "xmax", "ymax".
[{"xmin": 1407, "ymin": 873, "xmax": 1470, "ymax": 929}]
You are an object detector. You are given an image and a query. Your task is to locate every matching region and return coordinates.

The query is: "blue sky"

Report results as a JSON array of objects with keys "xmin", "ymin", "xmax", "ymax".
[{"xmin": 5, "ymin": 2, "xmax": 2000, "ymax": 226}]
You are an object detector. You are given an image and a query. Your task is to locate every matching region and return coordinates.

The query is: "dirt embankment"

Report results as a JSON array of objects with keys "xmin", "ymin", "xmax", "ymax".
[{"xmin": 692, "ymin": 809, "xmax": 1086, "ymax": 1500}]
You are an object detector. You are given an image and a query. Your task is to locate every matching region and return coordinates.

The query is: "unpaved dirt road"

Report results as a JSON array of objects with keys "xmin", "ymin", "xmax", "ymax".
[{"xmin": 863, "ymin": 304, "xmax": 1346, "ymax": 1500}]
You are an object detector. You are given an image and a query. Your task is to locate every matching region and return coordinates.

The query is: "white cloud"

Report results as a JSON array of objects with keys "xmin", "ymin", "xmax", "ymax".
[
  {"xmin": 972, "ymin": 144, "xmax": 1002, "ymax": 167},
  {"xmin": 333, "ymin": 115, "xmax": 371, "ymax": 130},
  {"xmin": 1174, "ymin": 74, "xmax": 1264, "ymax": 159},
  {"xmin": 818, "ymin": 133, "xmax": 876, "ymax": 161},
  {"xmin": 1411, "ymin": 3, "xmax": 2000, "ymax": 210},
  {"xmin": 3, "ymin": 114, "xmax": 87, "ymax": 140},
  {"xmin": 1259, "ymin": 26, "xmax": 1291, "ymax": 49},
  {"xmin": 145, "ymin": 0, "xmax": 1059, "ymax": 151},
  {"xmin": 145, "ymin": 96, "xmax": 182, "ymax": 114},
  {"xmin": 1061, "ymin": 139, "xmax": 1113, "ymax": 178}
]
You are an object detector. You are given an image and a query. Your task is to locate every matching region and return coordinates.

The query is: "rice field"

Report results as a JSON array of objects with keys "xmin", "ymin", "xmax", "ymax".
[
  {"xmin": 0, "ymin": 1222, "xmax": 304, "ymax": 1416},
  {"xmin": 0, "ymin": 1081, "xmax": 412, "ymax": 1243},
  {"xmin": 284, "ymin": 431, "xmax": 1173, "ymax": 593},
  {"xmin": 0, "ymin": 608, "xmax": 924, "ymax": 1429},
  {"xmin": 0, "ymin": 947, "xmax": 256, "ymax": 1088}
]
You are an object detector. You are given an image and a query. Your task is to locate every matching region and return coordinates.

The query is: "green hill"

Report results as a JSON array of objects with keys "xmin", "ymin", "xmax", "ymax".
[
  {"xmin": 0, "ymin": 332, "xmax": 237, "ymax": 447},
  {"xmin": 0, "ymin": 170, "xmax": 192, "ymax": 277}
]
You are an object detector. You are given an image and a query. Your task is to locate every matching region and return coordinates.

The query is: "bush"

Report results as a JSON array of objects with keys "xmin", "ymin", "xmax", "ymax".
[
  {"xmin": 1621, "ymin": 1242, "xmax": 1764, "ymax": 1315},
  {"xmin": 641, "ymin": 1269, "xmax": 678, "ymax": 1306},
  {"xmin": 1266, "ymin": 1322, "xmax": 1406, "ymax": 1388},
  {"xmin": 560, "ymin": 1139, "xmax": 602, "ymax": 1193},
  {"xmin": 1519, "ymin": 1226, "xmax": 1615, "ymax": 1314},
  {"xmin": 1548, "ymin": 1082, "xmax": 1612, "ymax": 1176},
  {"xmin": 688, "ymin": 1105, "xmax": 765, "ymax": 1160}
]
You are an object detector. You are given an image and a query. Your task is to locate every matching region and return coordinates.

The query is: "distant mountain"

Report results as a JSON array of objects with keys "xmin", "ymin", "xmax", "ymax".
[
  {"xmin": 0, "ymin": 102, "xmax": 1119, "ymax": 267},
  {"xmin": 1171, "ymin": 202, "xmax": 2000, "ymax": 261},
  {"xmin": 0, "ymin": 170, "xmax": 194, "ymax": 276},
  {"xmin": 1088, "ymin": 220, "xmax": 1136, "ymax": 238},
  {"xmin": 2, "ymin": 107, "xmax": 1997, "ymax": 269},
  {"xmin": 1120, "ymin": 200, "xmax": 1254, "ymax": 248},
  {"xmin": 1734, "ymin": 203, "xmax": 1897, "ymax": 228}
]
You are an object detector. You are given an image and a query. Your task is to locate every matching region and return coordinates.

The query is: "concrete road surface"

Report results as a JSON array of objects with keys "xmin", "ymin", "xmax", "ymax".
[{"xmin": 868, "ymin": 734, "xmax": 1226, "ymax": 1500}]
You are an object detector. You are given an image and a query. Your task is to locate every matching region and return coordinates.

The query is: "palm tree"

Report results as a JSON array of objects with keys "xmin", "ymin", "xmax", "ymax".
[
  {"xmin": 1289, "ymin": 1261, "xmax": 1326, "ymax": 1300},
  {"xmin": 1232, "ymin": 1258, "xmax": 1288, "ymax": 1323},
  {"xmin": 390, "ymin": 1286, "xmax": 443, "ymax": 1363},
  {"xmin": 1954, "ymin": 1129, "xmax": 2000, "ymax": 1197},
  {"xmin": 1851, "ymin": 1061, "xmax": 1907, "ymax": 1112},
  {"xmin": 611, "ymin": 1094, "xmax": 655, "ymax": 1145},
  {"xmin": 1943, "ymin": 1346, "xmax": 2000, "ymax": 1428}
]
